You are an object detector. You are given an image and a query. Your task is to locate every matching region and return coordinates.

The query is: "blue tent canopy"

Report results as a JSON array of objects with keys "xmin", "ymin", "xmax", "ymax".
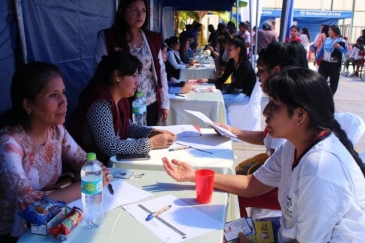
[
  {"xmin": 160, "ymin": 0, "xmax": 237, "ymax": 11},
  {"xmin": 261, "ymin": 9, "xmax": 354, "ymax": 41}
]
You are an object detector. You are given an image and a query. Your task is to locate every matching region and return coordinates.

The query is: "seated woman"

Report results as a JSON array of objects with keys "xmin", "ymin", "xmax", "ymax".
[
  {"xmin": 161, "ymin": 43, "xmax": 192, "ymax": 94},
  {"xmin": 178, "ymin": 37, "xmax": 192, "ymax": 65},
  {"xmin": 0, "ymin": 62, "xmax": 111, "ymax": 241},
  {"xmin": 165, "ymin": 36, "xmax": 190, "ymax": 80},
  {"xmin": 67, "ymin": 51, "xmax": 176, "ymax": 166},
  {"xmin": 198, "ymin": 36, "xmax": 256, "ymax": 107},
  {"xmin": 163, "ymin": 67, "xmax": 365, "ymax": 242},
  {"xmin": 215, "ymin": 41, "xmax": 309, "ymax": 217}
]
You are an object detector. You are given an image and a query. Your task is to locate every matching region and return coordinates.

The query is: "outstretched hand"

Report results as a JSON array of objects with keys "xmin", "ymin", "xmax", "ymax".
[
  {"xmin": 162, "ymin": 157, "xmax": 196, "ymax": 182},
  {"xmin": 213, "ymin": 122, "xmax": 233, "ymax": 133}
]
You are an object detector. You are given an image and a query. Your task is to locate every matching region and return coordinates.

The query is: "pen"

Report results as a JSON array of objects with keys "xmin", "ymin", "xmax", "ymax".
[
  {"xmin": 168, "ymin": 145, "xmax": 191, "ymax": 151},
  {"xmin": 175, "ymin": 94, "xmax": 185, "ymax": 97},
  {"xmin": 146, "ymin": 205, "xmax": 172, "ymax": 221},
  {"xmin": 106, "ymin": 173, "xmax": 114, "ymax": 195},
  {"xmin": 107, "ymin": 184, "xmax": 114, "ymax": 195},
  {"xmin": 176, "ymin": 142, "xmax": 213, "ymax": 154}
]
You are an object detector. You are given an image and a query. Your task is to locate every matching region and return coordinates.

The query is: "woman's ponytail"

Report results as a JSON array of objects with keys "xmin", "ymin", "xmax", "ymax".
[{"xmin": 332, "ymin": 119, "xmax": 365, "ymax": 177}]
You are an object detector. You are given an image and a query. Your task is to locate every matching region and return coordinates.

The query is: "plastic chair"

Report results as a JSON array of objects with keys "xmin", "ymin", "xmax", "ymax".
[
  {"xmin": 335, "ymin": 112, "xmax": 365, "ymax": 146},
  {"xmin": 226, "ymin": 80, "xmax": 262, "ymax": 131}
]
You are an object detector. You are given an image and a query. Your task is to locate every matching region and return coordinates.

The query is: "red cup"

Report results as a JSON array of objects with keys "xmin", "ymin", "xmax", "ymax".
[{"xmin": 195, "ymin": 169, "xmax": 215, "ymax": 204}]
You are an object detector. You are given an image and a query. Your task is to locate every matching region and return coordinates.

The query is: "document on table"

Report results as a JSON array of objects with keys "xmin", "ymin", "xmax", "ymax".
[
  {"xmin": 169, "ymin": 141, "xmax": 228, "ymax": 160},
  {"xmin": 152, "ymin": 125, "xmax": 201, "ymax": 137},
  {"xmin": 184, "ymin": 109, "xmax": 237, "ymax": 138},
  {"xmin": 168, "ymin": 93, "xmax": 186, "ymax": 100},
  {"xmin": 123, "ymin": 195, "xmax": 223, "ymax": 243},
  {"xmin": 68, "ymin": 179, "xmax": 152, "ymax": 212}
]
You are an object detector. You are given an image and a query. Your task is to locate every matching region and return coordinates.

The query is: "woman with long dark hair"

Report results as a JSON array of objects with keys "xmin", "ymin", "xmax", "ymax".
[
  {"xmin": 163, "ymin": 67, "xmax": 365, "ymax": 242},
  {"xmin": 316, "ymin": 25, "xmax": 348, "ymax": 94},
  {"xmin": 197, "ymin": 36, "xmax": 256, "ymax": 106},
  {"xmin": 94, "ymin": 0, "xmax": 169, "ymax": 126},
  {"xmin": 164, "ymin": 36, "xmax": 189, "ymax": 80},
  {"xmin": 300, "ymin": 27, "xmax": 310, "ymax": 56},
  {"xmin": 0, "ymin": 62, "xmax": 111, "ymax": 241},
  {"xmin": 68, "ymin": 51, "xmax": 176, "ymax": 165}
]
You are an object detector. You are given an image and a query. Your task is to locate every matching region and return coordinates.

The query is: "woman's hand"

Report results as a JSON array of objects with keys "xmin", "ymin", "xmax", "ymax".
[
  {"xmin": 101, "ymin": 165, "xmax": 111, "ymax": 186},
  {"xmin": 181, "ymin": 82, "xmax": 192, "ymax": 93},
  {"xmin": 197, "ymin": 78, "xmax": 208, "ymax": 83},
  {"xmin": 159, "ymin": 108, "xmax": 169, "ymax": 122},
  {"xmin": 149, "ymin": 132, "xmax": 176, "ymax": 149},
  {"xmin": 214, "ymin": 122, "xmax": 233, "ymax": 133},
  {"xmin": 238, "ymin": 232, "xmax": 252, "ymax": 243},
  {"xmin": 171, "ymin": 77, "xmax": 177, "ymax": 82},
  {"xmin": 162, "ymin": 157, "xmax": 196, "ymax": 182}
]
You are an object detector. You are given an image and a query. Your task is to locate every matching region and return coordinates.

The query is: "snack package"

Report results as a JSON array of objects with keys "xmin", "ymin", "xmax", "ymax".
[
  {"xmin": 49, "ymin": 206, "xmax": 83, "ymax": 241},
  {"xmin": 18, "ymin": 196, "xmax": 66, "ymax": 226}
]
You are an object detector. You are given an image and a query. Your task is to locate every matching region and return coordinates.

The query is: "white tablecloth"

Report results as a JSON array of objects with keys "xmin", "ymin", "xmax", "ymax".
[
  {"xmin": 180, "ymin": 62, "xmax": 215, "ymax": 80},
  {"xmin": 108, "ymin": 128, "xmax": 239, "ymax": 222},
  {"xmin": 166, "ymin": 84, "xmax": 226, "ymax": 126},
  {"xmin": 18, "ymin": 169, "xmax": 229, "ymax": 243}
]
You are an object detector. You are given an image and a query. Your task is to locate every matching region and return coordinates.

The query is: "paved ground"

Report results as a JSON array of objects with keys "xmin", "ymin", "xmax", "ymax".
[{"xmin": 233, "ymin": 65, "xmax": 365, "ymax": 164}]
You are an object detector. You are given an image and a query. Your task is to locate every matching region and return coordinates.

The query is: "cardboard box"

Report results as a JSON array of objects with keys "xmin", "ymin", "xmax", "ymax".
[{"xmin": 31, "ymin": 206, "xmax": 70, "ymax": 235}]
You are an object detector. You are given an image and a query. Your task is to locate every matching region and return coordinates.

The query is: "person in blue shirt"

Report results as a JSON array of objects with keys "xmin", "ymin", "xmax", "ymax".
[{"xmin": 161, "ymin": 43, "xmax": 192, "ymax": 94}]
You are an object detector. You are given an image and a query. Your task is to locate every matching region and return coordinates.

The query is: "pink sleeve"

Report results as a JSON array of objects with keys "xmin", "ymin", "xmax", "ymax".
[
  {"xmin": 0, "ymin": 133, "xmax": 50, "ymax": 211},
  {"xmin": 61, "ymin": 125, "xmax": 86, "ymax": 173}
]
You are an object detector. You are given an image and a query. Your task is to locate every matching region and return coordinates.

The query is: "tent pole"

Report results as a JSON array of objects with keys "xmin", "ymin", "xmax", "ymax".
[
  {"xmin": 236, "ymin": 0, "xmax": 239, "ymax": 34},
  {"xmin": 279, "ymin": 0, "xmax": 290, "ymax": 42},
  {"xmin": 350, "ymin": 0, "xmax": 355, "ymax": 43},
  {"xmin": 14, "ymin": 0, "xmax": 27, "ymax": 64},
  {"xmin": 253, "ymin": 0, "xmax": 259, "ymax": 67}
]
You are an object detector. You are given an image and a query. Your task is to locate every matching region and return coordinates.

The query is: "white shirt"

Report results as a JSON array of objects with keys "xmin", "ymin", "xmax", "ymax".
[
  {"xmin": 167, "ymin": 49, "xmax": 186, "ymax": 70},
  {"xmin": 254, "ymin": 133, "xmax": 365, "ymax": 243},
  {"xmin": 299, "ymin": 34, "xmax": 309, "ymax": 49}
]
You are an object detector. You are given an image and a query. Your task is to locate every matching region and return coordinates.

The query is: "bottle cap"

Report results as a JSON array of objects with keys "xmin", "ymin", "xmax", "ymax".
[
  {"xmin": 86, "ymin": 152, "xmax": 96, "ymax": 161},
  {"xmin": 135, "ymin": 92, "xmax": 142, "ymax": 98}
]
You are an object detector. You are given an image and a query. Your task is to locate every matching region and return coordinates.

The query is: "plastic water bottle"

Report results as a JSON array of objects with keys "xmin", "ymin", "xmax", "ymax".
[
  {"xmin": 132, "ymin": 91, "xmax": 147, "ymax": 126},
  {"xmin": 81, "ymin": 152, "xmax": 104, "ymax": 228}
]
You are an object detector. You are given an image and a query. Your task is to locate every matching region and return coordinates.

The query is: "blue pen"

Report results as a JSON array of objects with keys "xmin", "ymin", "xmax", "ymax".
[
  {"xmin": 168, "ymin": 145, "xmax": 191, "ymax": 151},
  {"xmin": 146, "ymin": 205, "xmax": 172, "ymax": 221}
]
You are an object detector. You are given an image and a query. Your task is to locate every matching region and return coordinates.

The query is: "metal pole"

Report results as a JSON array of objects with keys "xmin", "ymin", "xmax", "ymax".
[
  {"xmin": 279, "ymin": 0, "xmax": 290, "ymax": 42},
  {"xmin": 236, "ymin": 0, "xmax": 239, "ymax": 34},
  {"xmin": 253, "ymin": 0, "xmax": 259, "ymax": 65},
  {"xmin": 14, "ymin": 0, "xmax": 27, "ymax": 64},
  {"xmin": 350, "ymin": 0, "xmax": 356, "ymax": 43}
]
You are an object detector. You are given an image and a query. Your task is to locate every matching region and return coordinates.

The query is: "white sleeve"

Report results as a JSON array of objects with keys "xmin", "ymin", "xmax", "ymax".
[
  {"xmin": 94, "ymin": 31, "xmax": 108, "ymax": 69},
  {"xmin": 159, "ymin": 50, "xmax": 170, "ymax": 110},
  {"xmin": 253, "ymin": 143, "xmax": 286, "ymax": 187},
  {"xmin": 167, "ymin": 51, "xmax": 186, "ymax": 70}
]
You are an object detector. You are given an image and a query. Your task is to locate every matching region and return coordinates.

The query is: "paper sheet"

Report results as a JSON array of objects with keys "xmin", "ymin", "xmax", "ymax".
[
  {"xmin": 169, "ymin": 93, "xmax": 186, "ymax": 100},
  {"xmin": 123, "ymin": 195, "xmax": 223, "ymax": 243},
  {"xmin": 68, "ymin": 179, "xmax": 152, "ymax": 212},
  {"xmin": 152, "ymin": 125, "xmax": 201, "ymax": 137},
  {"xmin": 184, "ymin": 109, "xmax": 237, "ymax": 138}
]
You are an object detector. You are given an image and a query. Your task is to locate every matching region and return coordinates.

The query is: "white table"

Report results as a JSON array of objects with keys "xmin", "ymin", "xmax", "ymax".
[
  {"xmin": 180, "ymin": 62, "xmax": 216, "ymax": 80},
  {"xmin": 18, "ymin": 169, "xmax": 229, "ymax": 243},
  {"xmin": 166, "ymin": 84, "xmax": 227, "ymax": 126},
  {"xmin": 108, "ymin": 128, "xmax": 239, "ymax": 222}
]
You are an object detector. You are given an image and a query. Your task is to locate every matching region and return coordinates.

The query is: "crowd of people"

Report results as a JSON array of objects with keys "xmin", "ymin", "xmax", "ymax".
[{"xmin": 1, "ymin": 0, "xmax": 365, "ymax": 242}]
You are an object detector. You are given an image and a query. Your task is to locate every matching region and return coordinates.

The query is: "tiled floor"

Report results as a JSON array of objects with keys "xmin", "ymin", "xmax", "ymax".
[{"xmin": 233, "ymin": 68, "xmax": 365, "ymax": 164}]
